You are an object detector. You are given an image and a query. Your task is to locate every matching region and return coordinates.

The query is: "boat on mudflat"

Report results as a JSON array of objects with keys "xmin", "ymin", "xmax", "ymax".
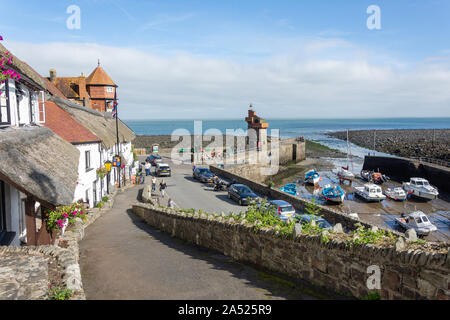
[
  {"xmin": 354, "ymin": 183, "xmax": 386, "ymax": 202},
  {"xmin": 280, "ymin": 183, "xmax": 299, "ymax": 196},
  {"xmin": 384, "ymin": 187, "xmax": 407, "ymax": 201},
  {"xmin": 321, "ymin": 184, "xmax": 346, "ymax": 204},
  {"xmin": 403, "ymin": 178, "xmax": 439, "ymax": 201},
  {"xmin": 337, "ymin": 166, "xmax": 355, "ymax": 180},
  {"xmin": 395, "ymin": 211, "xmax": 437, "ymax": 236},
  {"xmin": 360, "ymin": 170, "xmax": 389, "ymax": 184},
  {"xmin": 304, "ymin": 168, "xmax": 321, "ymax": 185}
]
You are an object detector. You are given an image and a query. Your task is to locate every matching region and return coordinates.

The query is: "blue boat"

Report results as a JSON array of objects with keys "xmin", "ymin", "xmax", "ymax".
[
  {"xmin": 304, "ymin": 168, "xmax": 321, "ymax": 185},
  {"xmin": 322, "ymin": 185, "xmax": 346, "ymax": 203},
  {"xmin": 280, "ymin": 183, "xmax": 299, "ymax": 196}
]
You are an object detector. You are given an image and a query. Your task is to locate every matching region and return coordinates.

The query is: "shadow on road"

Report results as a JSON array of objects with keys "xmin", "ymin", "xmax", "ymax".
[
  {"xmin": 214, "ymin": 194, "xmax": 240, "ymax": 206},
  {"xmin": 125, "ymin": 208, "xmax": 345, "ymax": 300}
]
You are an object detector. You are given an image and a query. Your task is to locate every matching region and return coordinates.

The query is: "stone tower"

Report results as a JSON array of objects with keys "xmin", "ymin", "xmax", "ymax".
[{"xmin": 245, "ymin": 106, "xmax": 268, "ymax": 151}]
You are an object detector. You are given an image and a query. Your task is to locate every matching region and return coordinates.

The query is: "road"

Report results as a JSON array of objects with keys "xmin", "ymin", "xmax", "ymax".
[
  {"xmin": 79, "ymin": 179, "xmax": 325, "ymax": 299},
  {"xmin": 140, "ymin": 154, "xmax": 246, "ymax": 215}
]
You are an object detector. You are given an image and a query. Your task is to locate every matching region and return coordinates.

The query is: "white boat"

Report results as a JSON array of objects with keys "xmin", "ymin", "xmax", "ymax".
[
  {"xmin": 354, "ymin": 183, "xmax": 386, "ymax": 202},
  {"xmin": 395, "ymin": 211, "xmax": 437, "ymax": 236},
  {"xmin": 384, "ymin": 187, "xmax": 407, "ymax": 201},
  {"xmin": 304, "ymin": 168, "xmax": 321, "ymax": 185},
  {"xmin": 403, "ymin": 177, "xmax": 439, "ymax": 201},
  {"xmin": 337, "ymin": 166, "xmax": 355, "ymax": 179}
]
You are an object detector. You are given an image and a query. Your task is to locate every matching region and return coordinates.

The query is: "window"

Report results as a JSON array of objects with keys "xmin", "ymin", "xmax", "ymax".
[
  {"xmin": 85, "ymin": 151, "xmax": 91, "ymax": 171},
  {"xmin": 0, "ymin": 81, "xmax": 10, "ymax": 125},
  {"xmin": 106, "ymin": 87, "xmax": 114, "ymax": 93}
]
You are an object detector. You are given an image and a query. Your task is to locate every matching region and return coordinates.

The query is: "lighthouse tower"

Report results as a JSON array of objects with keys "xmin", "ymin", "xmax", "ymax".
[{"xmin": 245, "ymin": 105, "xmax": 268, "ymax": 151}]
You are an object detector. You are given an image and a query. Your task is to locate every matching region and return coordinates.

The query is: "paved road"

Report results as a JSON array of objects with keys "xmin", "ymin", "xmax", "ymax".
[
  {"xmin": 79, "ymin": 185, "xmax": 323, "ymax": 300},
  {"xmin": 140, "ymin": 155, "xmax": 245, "ymax": 215}
]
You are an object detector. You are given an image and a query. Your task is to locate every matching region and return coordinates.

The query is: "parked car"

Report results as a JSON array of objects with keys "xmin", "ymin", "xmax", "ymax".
[
  {"xmin": 193, "ymin": 168, "xmax": 215, "ymax": 183},
  {"xmin": 156, "ymin": 163, "xmax": 171, "ymax": 177},
  {"xmin": 228, "ymin": 184, "xmax": 260, "ymax": 206},
  {"xmin": 146, "ymin": 154, "xmax": 162, "ymax": 166},
  {"xmin": 268, "ymin": 200, "xmax": 296, "ymax": 221},
  {"xmin": 295, "ymin": 214, "xmax": 332, "ymax": 230}
]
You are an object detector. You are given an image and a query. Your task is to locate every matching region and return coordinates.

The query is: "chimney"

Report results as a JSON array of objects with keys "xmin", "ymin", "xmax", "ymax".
[{"xmin": 49, "ymin": 69, "xmax": 57, "ymax": 83}]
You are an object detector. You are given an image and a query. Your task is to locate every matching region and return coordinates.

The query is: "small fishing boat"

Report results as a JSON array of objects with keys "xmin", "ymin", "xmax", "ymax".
[
  {"xmin": 304, "ymin": 168, "xmax": 321, "ymax": 185},
  {"xmin": 321, "ymin": 184, "xmax": 346, "ymax": 203},
  {"xmin": 337, "ymin": 166, "xmax": 355, "ymax": 180},
  {"xmin": 354, "ymin": 183, "xmax": 386, "ymax": 202},
  {"xmin": 395, "ymin": 211, "xmax": 437, "ymax": 236},
  {"xmin": 384, "ymin": 187, "xmax": 407, "ymax": 201},
  {"xmin": 360, "ymin": 170, "xmax": 389, "ymax": 184},
  {"xmin": 403, "ymin": 178, "xmax": 439, "ymax": 201},
  {"xmin": 280, "ymin": 183, "xmax": 299, "ymax": 196}
]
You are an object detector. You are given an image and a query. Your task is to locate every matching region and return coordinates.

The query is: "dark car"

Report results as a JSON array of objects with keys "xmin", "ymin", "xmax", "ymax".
[
  {"xmin": 227, "ymin": 184, "xmax": 260, "ymax": 206},
  {"xmin": 193, "ymin": 168, "xmax": 215, "ymax": 183},
  {"xmin": 146, "ymin": 154, "xmax": 162, "ymax": 166},
  {"xmin": 295, "ymin": 214, "xmax": 332, "ymax": 230}
]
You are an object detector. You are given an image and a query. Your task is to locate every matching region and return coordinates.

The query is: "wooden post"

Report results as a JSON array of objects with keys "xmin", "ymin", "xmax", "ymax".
[{"xmin": 25, "ymin": 196, "xmax": 37, "ymax": 246}]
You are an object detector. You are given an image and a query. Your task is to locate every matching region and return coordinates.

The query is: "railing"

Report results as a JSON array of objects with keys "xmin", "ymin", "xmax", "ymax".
[{"xmin": 412, "ymin": 157, "xmax": 450, "ymax": 168}]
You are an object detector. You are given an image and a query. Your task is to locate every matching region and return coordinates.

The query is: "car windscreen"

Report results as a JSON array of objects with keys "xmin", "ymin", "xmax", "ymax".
[
  {"xmin": 280, "ymin": 205, "xmax": 294, "ymax": 212},
  {"xmin": 237, "ymin": 186, "xmax": 253, "ymax": 194}
]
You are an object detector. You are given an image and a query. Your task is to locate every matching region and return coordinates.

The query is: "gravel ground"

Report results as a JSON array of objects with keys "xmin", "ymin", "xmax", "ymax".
[{"xmin": 328, "ymin": 129, "xmax": 450, "ymax": 161}]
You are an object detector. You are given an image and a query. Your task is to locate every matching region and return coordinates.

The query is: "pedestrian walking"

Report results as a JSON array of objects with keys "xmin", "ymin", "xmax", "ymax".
[
  {"xmin": 151, "ymin": 176, "xmax": 157, "ymax": 193},
  {"xmin": 144, "ymin": 161, "xmax": 151, "ymax": 176},
  {"xmin": 159, "ymin": 179, "xmax": 167, "ymax": 198}
]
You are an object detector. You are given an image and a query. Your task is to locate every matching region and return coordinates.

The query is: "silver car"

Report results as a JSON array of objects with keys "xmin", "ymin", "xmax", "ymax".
[{"xmin": 156, "ymin": 163, "xmax": 171, "ymax": 177}]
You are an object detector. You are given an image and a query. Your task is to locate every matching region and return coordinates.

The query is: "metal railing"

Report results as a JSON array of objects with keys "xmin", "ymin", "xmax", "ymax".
[{"xmin": 412, "ymin": 157, "xmax": 450, "ymax": 168}]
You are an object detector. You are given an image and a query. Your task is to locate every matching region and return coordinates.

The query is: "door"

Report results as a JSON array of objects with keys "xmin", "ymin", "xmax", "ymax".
[
  {"xmin": 0, "ymin": 181, "xmax": 6, "ymax": 233},
  {"xmin": 93, "ymin": 181, "xmax": 97, "ymax": 207}
]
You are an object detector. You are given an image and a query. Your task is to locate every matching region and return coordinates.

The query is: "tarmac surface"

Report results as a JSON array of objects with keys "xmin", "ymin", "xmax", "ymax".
[{"xmin": 78, "ymin": 161, "xmax": 327, "ymax": 300}]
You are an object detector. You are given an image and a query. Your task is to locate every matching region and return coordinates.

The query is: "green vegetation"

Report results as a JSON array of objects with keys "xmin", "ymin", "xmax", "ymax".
[
  {"xmin": 49, "ymin": 286, "xmax": 73, "ymax": 300},
  {"xmin": 361, "ymin": 291, "xmax": 381, "ymax": 300},
  {"xmin": 95, "ymin": 202, "xmax": 104, "ymax": 208},
  {"xmin": 348, "ymin": 223, "xmax": 397, "ymax": 246},
  {"xmin": 102, "ymin": 196, "xmax": 109, "ymax": 202},
  {"xmin": 306, "ymin": 140, "xmax": 346, "ymax": 157}
]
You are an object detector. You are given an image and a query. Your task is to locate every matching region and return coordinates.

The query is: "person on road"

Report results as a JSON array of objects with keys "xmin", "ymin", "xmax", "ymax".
[
  {"xmin": 151, "ymin": 176, "xmax": 157, "ymax": 193},
  {"xmin": 144, "ymin": 161, "xmax": 151, "ymax": 176},
  {"xmin": 168, "ymin": 198, "xmax": 174, "ymax": 208},
  {"xmin": 159, "ymin": 179, "xmax": 167, "ymax": 198}
]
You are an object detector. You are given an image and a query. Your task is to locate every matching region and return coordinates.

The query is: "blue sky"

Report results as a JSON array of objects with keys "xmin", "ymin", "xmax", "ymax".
[{"xmin": 1, "ymin": 0, "xmax": 450, "ymax": 119}]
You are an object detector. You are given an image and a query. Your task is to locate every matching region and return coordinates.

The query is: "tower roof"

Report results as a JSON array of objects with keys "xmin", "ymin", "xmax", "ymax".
[{"xmin": 86, "ymin": 65, "xmax": 116, "ymax": 86}]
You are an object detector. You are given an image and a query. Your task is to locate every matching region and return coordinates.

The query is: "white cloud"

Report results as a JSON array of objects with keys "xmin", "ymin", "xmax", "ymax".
[{"xmin": 4, "ymin": 39, "xmax": 450, "ymax": 120}]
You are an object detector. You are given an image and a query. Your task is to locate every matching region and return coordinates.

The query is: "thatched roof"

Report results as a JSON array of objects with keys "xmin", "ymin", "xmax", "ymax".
[
  {"xmin": 48, "ymin": 95, "xmax": 135, "ymax": 149},
  {"xmin": 0, "ymin": 43, "xmax": 47, "ymax": 90},
  {"xmin": 0, "ymin": 126, "xmax": 79, "ymax": 207}
]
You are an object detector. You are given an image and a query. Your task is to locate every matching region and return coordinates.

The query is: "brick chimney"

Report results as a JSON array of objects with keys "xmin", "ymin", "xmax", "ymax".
[{"xmin": 49, "ymin": 69, "xmax": 56, "ymax": 83}]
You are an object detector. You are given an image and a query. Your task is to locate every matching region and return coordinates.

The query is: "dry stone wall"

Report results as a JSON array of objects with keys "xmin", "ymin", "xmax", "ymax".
[{"xmin": 132, "ymin": 203, "xmax": 450, "ymax": 300}]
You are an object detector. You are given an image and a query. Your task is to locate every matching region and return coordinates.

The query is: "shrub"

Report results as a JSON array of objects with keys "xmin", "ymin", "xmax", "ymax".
[
  {"xmin": 96, "ymin": 202, "xmax": 104, "ymax": 208},
  {"xmin": 49, "ymin": 286, "xmax": 73, "ymax": 300},
  {"xmin": 102, "ymin": 196, "xmax": 109, "ymax": 202}
]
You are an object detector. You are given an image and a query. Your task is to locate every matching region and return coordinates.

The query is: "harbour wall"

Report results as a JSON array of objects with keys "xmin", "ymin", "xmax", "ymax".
[
  {"xmin": 363, "ymin": 156, "xmax": 450, "ymax": 194},
  {"xmin": 209, "ymin": 166, "xmax": 400, "ymax": 234},
  {"xmin": 132, "ymin": 203, "xmax": 450, "ymax": 300}
]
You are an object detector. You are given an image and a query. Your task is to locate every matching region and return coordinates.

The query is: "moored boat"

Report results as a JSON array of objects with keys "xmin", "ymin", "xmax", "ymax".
[
  {"xmin": 354, "ymin": 183, "xmax": 386, "ymax": 202},
  {"xmin": 304, "ymin": 168, "xmax": 321, "ymax": 185},
  {"xmin": 322, "ymin": 184, "xmax": 346, "ymax": 203},
  {"xmin": 280, "ymin": 183, "xmax": 299, "ymax": 196},
  {"xmin": 360, "ymin": 170, "xmax": 389, "ymax": 184},
  {"xmin": 402, "ymin": 177, "xmax": 439, "ymax": 201},
  {"xmin": 395, "ymin": 211, "xmax": 437, "ymax": 236},
  {"xmin": 337, "ymin": 166, "xmax": 355, "ymax": 180},
  {"xmin": 384, "ymin": 187, "xmax": 407, "ymax": 201}
]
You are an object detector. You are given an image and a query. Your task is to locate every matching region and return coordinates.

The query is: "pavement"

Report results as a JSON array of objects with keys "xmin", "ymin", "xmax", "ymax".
[{"xmin": 78, "ymin": 160, "xmax": 324, "ymax": 300}]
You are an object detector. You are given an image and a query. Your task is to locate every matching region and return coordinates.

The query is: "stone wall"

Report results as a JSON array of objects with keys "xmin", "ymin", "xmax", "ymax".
[
  {"xmin": 363, "ymin": 156, "xmax": 450, "ymax": 194},
  {"xmin": 132, "ymin": 203, "xmax": 450, "ymax": 300},
  {"xmin": 210, "ymin": 165, "xmax": 400, "ymax": 234},
  {"xmin": 279, "ymin": 138, "xmax": 306, "ymax": 164}
]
